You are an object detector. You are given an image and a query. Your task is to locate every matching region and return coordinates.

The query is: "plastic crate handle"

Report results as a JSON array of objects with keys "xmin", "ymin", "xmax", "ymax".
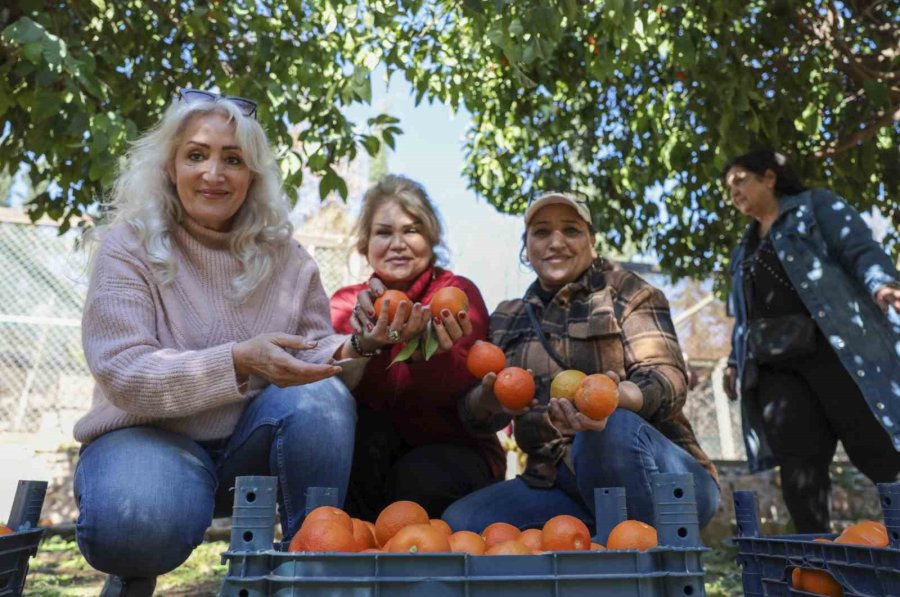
[
  {"xmin": 878, "ymin": 482, "xmax": 900, "ymax": 549},
  {"xmin": 7, "ymin": 480, "xmax": 47, "ymax": 531},
  {"xmin": 593, "ymin": 487, "xmax": 626, "ymax": 545},
  {"xmin": 651, "ymin": 473, "xmax": 701, "ymax": 547},
  {"xmin": 229, "ymin": 476, "xmax": 277, "ymax": 553},
  {"xmin": 733, "ymin": 490, "xmax": 761, "ymax": 538}
]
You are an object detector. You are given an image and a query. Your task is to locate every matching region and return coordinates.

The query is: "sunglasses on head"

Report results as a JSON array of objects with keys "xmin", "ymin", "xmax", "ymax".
[{"xmin": 177, "ymin": 88, "xmax": 258, "ymax": 119}]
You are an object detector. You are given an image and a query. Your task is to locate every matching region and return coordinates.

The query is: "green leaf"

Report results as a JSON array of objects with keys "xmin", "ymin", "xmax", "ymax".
[
  {"xmin": 388, "ymin": 336, "xmax": 421, "ymax": 367},
  {"xmin": 22, "ymin": 42, "xmax": 43, "ymax": 63},
  {"xmin": 2, "ymin": 17, "xmax": 45, "ymax": 44},
  {"xmin": 423, "ymin": 323, "xmax": 440, "ymax": 361}
]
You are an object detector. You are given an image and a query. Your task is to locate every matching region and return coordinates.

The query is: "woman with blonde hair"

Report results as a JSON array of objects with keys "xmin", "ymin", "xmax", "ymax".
[
  {"xmin": 75, "ymin": 90, "xmax": 368, "ymax": 596},
  {"xmin": 330, "ymin": 174, "xmax": 505, "ymax": 521}
]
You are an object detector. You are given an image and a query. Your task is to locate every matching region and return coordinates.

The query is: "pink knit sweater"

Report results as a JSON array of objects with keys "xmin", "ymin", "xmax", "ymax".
[{"xmin": 74, "ymin": 217, "xmax": 348, "ymax": 443}]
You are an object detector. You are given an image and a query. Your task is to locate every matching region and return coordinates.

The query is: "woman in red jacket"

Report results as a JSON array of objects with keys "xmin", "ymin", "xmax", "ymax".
[{"xmin": 331, "ymin": 174, "xmax": 505, "ymax": 520}]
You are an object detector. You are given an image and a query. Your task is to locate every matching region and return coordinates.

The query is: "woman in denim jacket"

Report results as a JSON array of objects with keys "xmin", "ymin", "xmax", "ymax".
[{"xmin": 722, "ymin": 149, "xmax": 900, "ymax": 533}]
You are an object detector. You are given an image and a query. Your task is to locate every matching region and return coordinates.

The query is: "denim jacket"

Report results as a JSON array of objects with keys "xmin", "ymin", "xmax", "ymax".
[{"xmin": 727, "ymin": 188, "xmax": 900, "ymax": 472}]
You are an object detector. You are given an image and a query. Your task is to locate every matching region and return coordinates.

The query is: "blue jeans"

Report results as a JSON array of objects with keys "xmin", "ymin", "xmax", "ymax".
[
  {"xmin": 442, "ymin": 409, "xmax": 720, "ymax": 532},
  {"xmin": 74, "ymin": 378, "xmax": 356, "ymax": 578}
]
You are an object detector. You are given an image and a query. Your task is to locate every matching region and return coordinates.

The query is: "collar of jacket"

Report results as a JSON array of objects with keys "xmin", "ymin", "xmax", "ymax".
[{"xmin": 523, "ymin": 257, "xmax": 614, "ymax": 308}]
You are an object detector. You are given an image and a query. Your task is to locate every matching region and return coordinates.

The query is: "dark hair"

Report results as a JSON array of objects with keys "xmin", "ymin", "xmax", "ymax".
[{"xmin": 722, "ymin": 149, "xmax": 807, "ymax": 197}]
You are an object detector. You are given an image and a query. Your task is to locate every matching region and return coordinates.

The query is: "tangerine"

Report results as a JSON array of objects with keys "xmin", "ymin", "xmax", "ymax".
[
  {"xmin": 518, "ymin": 528, "xmax": 544, "ymax": 551},
  {"xmin": 801, "ymin": 569, "xmax": 843, "ymax": 596},
  {"xmin": 449, "ymin": 530, "xmax": 486, "ymax": 555},
  {"xmin": 606, "ymin": 520, "xmax": 658, "ymax": 551},
  {"xmin": 482, "ymin": 521, "xmax": 521, "ymax": 549},
  {"xmin": 302, "ymin": 506, "xmax": 353, "ymax": 533},
  {"xmin": 374, "ymin": 289, "xmax": 411, "ymax": 323},
  {"xmin": 375, "ymin": 500, "xmax": 430, "ymax": 547},
  {"xmin": 550, "ymin": 370, "xmax": 587, "ymax": 400},
  {"xmin": 574, "ymin": 373, "xmax": 619, "ymax": 420},
  {"xmin": 289, "ymin": 518, "xmax": 357, "ymax": 552},
  {"xmin": 430, "ymin": 518, "xmax": 453, "ymax": 537},
  {"xmin": 429, "ymin": 286, "xmax": 469, "ymax": 318},
  {"xmin": 485, "ymin": 539, "xmax": 532, "ymax": 555},
  {"xmin": 0, "ymin": 525, "xmax": 12, "ymax": 536},
  {"xmin": 493, "ymin": 367, "xmax": 536, "ymax": 410},
  {"xmin": 387, "ymin": 523, "xmax": 451, "ymax": 553},
  {"xmin": 541, "ymin": 515, "xmax": 591, "ymax": 551},
  {"xmin": 351, "ymin": 518, "xmax": 378, "ymax": 551},
  {"xmin": 590, "ymin": 542, "xmax": 606, "ymax": 551},
  {"xmin": 835, "ymin": 520, "xmax": 888, "ymax": 547},
  {"xmin": 466, "ymin": 341, "xmax": 506, "ymax": 378}
]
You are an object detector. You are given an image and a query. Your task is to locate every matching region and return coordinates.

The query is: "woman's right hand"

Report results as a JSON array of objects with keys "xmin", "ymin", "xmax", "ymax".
[
  {"xmin": 350, "ymin": 278, "xmax": 430, "ymax": 350},
  {"xmin": 468, "ymin": 372, "xmax": 538, "ymax": 418},
  {"xmin": 723, "ymin": 365, "xmax": 738, "ymax": 401},
  {"xmin": 232, "ymin": 333, "xmax": 342, "ymax": 388}
]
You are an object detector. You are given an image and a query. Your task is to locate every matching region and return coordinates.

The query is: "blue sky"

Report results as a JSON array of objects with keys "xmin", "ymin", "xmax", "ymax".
[{"xmin": 345, "ymin": 74, "xmax": 534, "ymax": 311}]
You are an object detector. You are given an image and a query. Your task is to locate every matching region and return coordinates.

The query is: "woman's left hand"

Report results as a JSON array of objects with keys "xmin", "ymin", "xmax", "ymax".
[
  {"xmin": 875, "ymin": 285, "xmax": 900, "ymax": 315},
  {"xmin": 431, "ymin": 308, "xmax": 474, "ymax": 354},
  {"xmin": 549, "ymin": 397, "xmax": 608, "ymax": 433}
]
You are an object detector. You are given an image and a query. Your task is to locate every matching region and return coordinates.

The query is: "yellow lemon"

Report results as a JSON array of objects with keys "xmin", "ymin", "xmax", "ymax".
[{"xmin": 550, "ymin": 369, "xmax": 587, "ymax": 400}]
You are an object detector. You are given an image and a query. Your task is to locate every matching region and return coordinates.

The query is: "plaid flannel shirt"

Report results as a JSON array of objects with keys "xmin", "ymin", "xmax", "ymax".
[{"xmin": 473, "ymin": 258, "xmax": 718, "ymax": 488}]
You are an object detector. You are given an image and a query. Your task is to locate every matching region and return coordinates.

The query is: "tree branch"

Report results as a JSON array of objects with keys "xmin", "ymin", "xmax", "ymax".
[{"xmin": 813, "ymin": 105, "xmax": 900, "ymax": 157}]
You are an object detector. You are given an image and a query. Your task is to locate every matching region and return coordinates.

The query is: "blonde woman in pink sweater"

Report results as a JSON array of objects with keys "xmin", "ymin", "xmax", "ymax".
[{"xmin": 74, "ymin": 90, "xmax": 370, "ymax": 597}]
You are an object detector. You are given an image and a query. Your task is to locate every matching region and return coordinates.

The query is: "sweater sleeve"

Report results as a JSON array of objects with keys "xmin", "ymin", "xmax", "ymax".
[
  {"xmin": 82, "ymin": 237, "xmax": 246, "ymax": 418},
  {"xmin": 288, "ymin": 244, "xmax": 349, "ymax": 363}
]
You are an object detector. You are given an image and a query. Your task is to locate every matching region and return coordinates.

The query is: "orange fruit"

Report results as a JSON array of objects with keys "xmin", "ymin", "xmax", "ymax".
[
  {"xmin": 482, "ymin": 522, "xmax": 521, "ymax": 549},
  {"xmin": 541, "ymin": 515, "xmax": 591, "ymax": 551},
  {"xmin": 493, "ymin": 367, "xmax": 536, "ymax": 410},
  {"xmin": 590, "ymin": 542, "xmax": 606, "ymax": 551},
  {"xmin": 449, "ymin": 530, "xmax": 486, "ymax": 555},
  {"xmin": 606, "ymin": 520, "xmax": 658, "ymax": 551},
  {"xmin": 0, "ymin": 525, "xmax": 12, "ymax": 536},
  {"xmin": 289, "ymin": 519, "xmax": 357, "ymax": 552},
  {"xmin": 375, "ymin": 500, "xmax": 430, "ymax": 547},
  {"xmin": 430, "ymin": 518, "xmax": 453, "ymax": 537},
  {"xmin": 518, "ymin": 528, "xmax": 544, "ymax": 552},
  {"xmin": 550, "ymin": 370, "xmax": 587, "ymax": 400},
  {"xmin": 801, "ymin": 569, "xmax": 843, "ymax": 596},
  {"xmin": 374, "ymin": 289, "xmax": 411, "ymax": 323},
  {"xmin": 835, "ymin": 520, "xmax": 888, "ymax": 547},
  {"xmin": 791, "ymin": 568, "xmax": 803, "ymax": 589},
  {"xmin": 352, "ymin": 518, "xmax": 378, "ymax": 551},
  {"xmin": 466, "ymin": 341, "xmax": 507, "ymax": 378},
  {"xmin": 485, "ymin": 539, "xmax": 532, "ymax": 555},
  {"xmin": 574, "ymin": 374, "xmax": 619, "ymax": 420},
  {"xmin": 360, "ymin": 548, "xmax": 381, "ymax": 553},
  {"xmin": 302, "ymin": 506, "xmax": 353, "ymax": 533},
  {"xmin": 387, "ymin": 523, "xmax": 451, "ymax": 553},
  {"xmin": 429, "ymin": 286, "xmax": 469, "ymax": 318}
]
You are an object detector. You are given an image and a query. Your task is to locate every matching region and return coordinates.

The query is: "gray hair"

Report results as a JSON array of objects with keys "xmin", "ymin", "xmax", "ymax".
[{"xmin": 95, "ymin": 98, "xmax": 292, "ymax": 301}]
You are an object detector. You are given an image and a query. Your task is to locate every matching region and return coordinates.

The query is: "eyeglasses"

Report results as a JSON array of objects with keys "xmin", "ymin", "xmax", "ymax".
[{"xmin": 177, "ymin": 88, "xmax": 258, "ymax": 119}]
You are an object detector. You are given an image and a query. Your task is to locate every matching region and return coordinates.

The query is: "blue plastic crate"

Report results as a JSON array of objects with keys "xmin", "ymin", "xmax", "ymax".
[
  {"xmin": 733, "ymin": 482, "xmax": 900, "ymax": 597},
  {"xmin": 0, "ymin": 481, "xmax": 47, "ymax": 597},
  {"xmin": 220, "ymin": 473, "xmax": 709, "ymax": 597}
]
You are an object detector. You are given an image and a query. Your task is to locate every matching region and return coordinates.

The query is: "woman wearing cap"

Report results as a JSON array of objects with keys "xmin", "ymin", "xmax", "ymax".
[
  {"xmin": 330, "ymin": 174, "xmax": 505, "ymax": 521},
  {"xmin": 442, "ymin": 192, "xmax": 720, "ymax": 533},
  {"xmin": 722, "ymin": 149, "xmax": 900, "ymax": 533},
  {"xmin": 74, "ymin": 90, "xmax": 369, "ymax": 595}
]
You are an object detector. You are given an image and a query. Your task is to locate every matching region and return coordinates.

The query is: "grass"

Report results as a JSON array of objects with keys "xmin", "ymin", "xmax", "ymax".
[
  {"xmin": 25, "ymin": 536, "xmax": 226, "ymax": 596},
  {"xmin": 24, "ymin": 536, "xmax": 743, "ymax": 595}
]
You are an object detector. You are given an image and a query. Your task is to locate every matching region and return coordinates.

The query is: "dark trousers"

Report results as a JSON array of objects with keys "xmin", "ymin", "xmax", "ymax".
[
  {"xmin": 756, "ymin": 330, "xmax": 900, "ymax": 533},
  {"xmin": 345, "ymin": 406, "xmax": 497, "ymax": 521}
]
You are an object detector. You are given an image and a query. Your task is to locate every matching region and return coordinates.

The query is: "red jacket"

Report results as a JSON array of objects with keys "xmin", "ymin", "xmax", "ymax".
[{"xmin": 331, "ymin": 266, "xmax": 505, "ymax": 479}]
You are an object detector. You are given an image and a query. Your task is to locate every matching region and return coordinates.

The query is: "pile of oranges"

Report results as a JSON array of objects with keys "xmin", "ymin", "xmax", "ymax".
[
  {"xmin": 289, "ymin": 499, "xmax": 659, "ymax": 555},
  {"xmin": 790, "ymin": 519, "xmax": 888, "ymax": 597}
]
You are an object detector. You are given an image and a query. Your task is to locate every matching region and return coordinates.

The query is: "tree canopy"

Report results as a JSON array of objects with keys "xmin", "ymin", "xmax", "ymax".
[{"xmin": 2, "ymin": 0, "xmax": 897, "ymax": 278}]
